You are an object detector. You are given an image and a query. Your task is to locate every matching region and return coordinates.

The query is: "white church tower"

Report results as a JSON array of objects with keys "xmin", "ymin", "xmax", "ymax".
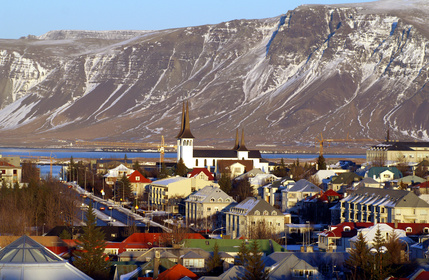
[{"xmin": 176, "ymin": 101, "xmax": 194, "ymax": 168}]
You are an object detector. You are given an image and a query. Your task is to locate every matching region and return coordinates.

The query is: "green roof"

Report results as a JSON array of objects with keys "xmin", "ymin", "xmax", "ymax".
[
  {"xmin": 183, "ymin": 239, "xmax": 285, "ymax": 255},
  {"xmin": 367, "ymin": 167, "xmax": 402, "ymax": 179}
]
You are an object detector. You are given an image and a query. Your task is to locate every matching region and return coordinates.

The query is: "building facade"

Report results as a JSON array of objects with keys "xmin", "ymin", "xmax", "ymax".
[
  {"xmin": 339, "ymin": 187, "xmax": 429, "ymax": 223},
  {"xmin": 225, "ymin": 197, "xmax": 284, "ymax": 239},
  {"xmin": 149, "ymin": 177, "xmax": 218, "ymax": 212},
  {"xmin": 367, "ymin": 141, "xmax": 429, "ymax": 164},
  {"xmin": 184, "ymin": 185, "xmax": 235, "ymax": 230}
]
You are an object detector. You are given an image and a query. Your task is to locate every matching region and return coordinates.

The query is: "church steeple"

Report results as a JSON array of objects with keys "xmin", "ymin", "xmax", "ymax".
[
  {"xmin": 176, "ymin": 102, "xmax": 185, "ymax": 138},
  {"xmin": 236, "ymin": 129, "xmax": 248, "ymax": 151},
  {"xmin": 176, "ymin": 101, "xmax": 194, "ymax": 139},
  {"xmin": 232, "ymin": 129, "xmax": 239, "ymax": 150}
]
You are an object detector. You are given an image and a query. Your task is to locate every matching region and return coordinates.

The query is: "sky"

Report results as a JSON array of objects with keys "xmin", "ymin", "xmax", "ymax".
[{"xmin": 2, "ymin": 0, "xmax": 376, "ymax": 39}]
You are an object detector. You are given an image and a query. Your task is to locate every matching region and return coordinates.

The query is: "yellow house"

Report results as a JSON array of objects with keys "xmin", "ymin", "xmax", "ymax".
[{"xmin": 149, "ymin": 177, "xmax": 218, "ymax": 212}]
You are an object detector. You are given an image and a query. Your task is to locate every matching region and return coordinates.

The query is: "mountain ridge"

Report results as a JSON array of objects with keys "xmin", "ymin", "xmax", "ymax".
[{"xmin": 1, "ymin": 0, "xmax": 429, "ymax": 151}]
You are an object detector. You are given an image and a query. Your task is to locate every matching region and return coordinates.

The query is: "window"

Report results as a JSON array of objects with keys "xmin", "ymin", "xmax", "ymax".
[
  {"xmin": 344, "ymin": 226, "xmax": 351, "ymax": 232},
  {"xmin": 424, "ymin": 227, "xmax": 429, "ymax": 234},
  {"xmin": 210, "ymin": 198, "xmax": 215, "ymax": 202},
  {"xmin": 226, "ymin": 198, "xmax": 231, "ymax": 202},
  {"xmin": 254, "ymin": 210, "xmax": 260, "ymax": 216},
  {"xmin": 136, "ymin": 176, "xmax": 140, "ymax": 181},
  {"xmin": 196, "ymin": 159, "xmax": 198, "ymax": 166},
  {"xmin": 263, "ymin": 211, "xmax": 269, "ymax": 216},
  {"xmin": 218, "ymin": 198, "xmax": 223, "ymax": 202},
  {"xmin": 406, "ymin": 227, "xmax": 412, "ymax": 233},
  {"xmin": 207, "ymin": 207, "xmax": 211, "ymax": 211}
]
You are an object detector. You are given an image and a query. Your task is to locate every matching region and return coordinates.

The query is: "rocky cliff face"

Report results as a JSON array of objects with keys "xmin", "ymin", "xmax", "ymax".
[{"xmin": 0, "ymin": 0, "xmax": 429, "ymax": 150}]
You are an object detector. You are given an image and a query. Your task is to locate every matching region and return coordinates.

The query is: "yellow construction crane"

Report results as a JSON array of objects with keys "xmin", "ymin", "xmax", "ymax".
[
  {"xmin": 315, "ymin": 133, "xmax": 382, "ymax": 156},
  {"xmin": 158, "ymin": 136, "xmax": 165, "ymax": 163}
]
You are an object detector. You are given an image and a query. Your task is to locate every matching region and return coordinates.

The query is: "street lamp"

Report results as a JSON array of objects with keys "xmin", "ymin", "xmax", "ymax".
[
  {"xmin": 370, "ymin": 246, "xmax": 388, "ymax": 278},
  {"xmin": 117, "ymin": 180, "xmax": 124, "ymax": 205}
]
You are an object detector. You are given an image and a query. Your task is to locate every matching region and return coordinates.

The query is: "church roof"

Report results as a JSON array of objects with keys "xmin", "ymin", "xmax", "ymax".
[
  {"xmin": 176, "ymin": 101, "xmax": 194, "ymax": 139},
  {"xmin": 193, "ymin": 149, "xmax": 261, "ymax": 159}
]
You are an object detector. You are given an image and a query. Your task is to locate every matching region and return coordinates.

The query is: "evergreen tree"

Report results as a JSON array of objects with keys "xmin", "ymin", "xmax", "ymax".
[
  {"xmin": 207, "ymin": 241, "xmax": 223, "ymax": 275},
  {"xmin": 273, "ymin": 158, "xmax": 288, "ymax": 177},
  {"xmin": 218, "ymin": 172, "xmax": 232, "ymax": 194},
  {"xmin": 158, "ymin": 162, "xmax": 169, "ymax": 179},
  {"xmin": 74, "ymin": 203, "xmax": 109, "ymax": 279},
  {"xmin": 317, "ymin": 155, "xmax": 327, "ymax": 170},
  {"xmin": 235, "ymin": 240, "xmax": 249, "ymax": 266},
  {"xmin": 175, "ymin": 158, "xmax": 188, "ymax": 177},
  {"xmin": 346, "ymin": 232, "xmax": 371, "ymax": 279},
  {"xmin": 117, "ymin": 174, "xmax": 133, "ymax": 202},
  {"xmin": 241, "ymin": 240, "xmax": 268, "ymax": 280},
  {"xmin": 371, "ymin": 225, "xmax": 390, "ymax": 280}
]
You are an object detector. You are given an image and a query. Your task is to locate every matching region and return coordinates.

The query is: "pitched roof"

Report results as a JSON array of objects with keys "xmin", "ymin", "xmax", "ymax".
[
  {"xmin": 367, "ymin": 167, "xmax": 402, "ymax": 179},
  {"xmin": 229, "ymin": 197, "xmax": 283, "ymax": 216},
  {"xmin": 341, "ymin": 187, "xmax": 429, "ymax": 208},
  {"xmin": 128, "ymin": 170, "xmax": 152, "ymax": 183},
  {"xmin": 184, "ymin": 185, "xmax": 235, "ymax": 204},
  {"xmin": 217, "ymin": 160, "xmax": 254, "ymax": 174},
  {"xmin": 288, "ymin": 179, "xmax": 321, "ymax": 193},
  {"xmin": 181, "ymin": 251, "xmax": 205, "ymax": 259},
  {"xmin": 0, "ymin": 161, "xmax": 15, "ymax": 167},
  {"xmin": 157, "ymin": 264, "xmax": 197, "ymax": 280},
  {"xmin": 268, "ymin": 254, "xmax": 318, "ymax": 279},
  {"xmin": 397, "ymin": 175, "xmax": 425, "ymax": 184},
  {"xmin": 331, "ymin": 172, "xmax": 363, "ymax": 184},
  {"xmin": 188, "ymin": 168, "xmax": 214, "ymax": 180}
]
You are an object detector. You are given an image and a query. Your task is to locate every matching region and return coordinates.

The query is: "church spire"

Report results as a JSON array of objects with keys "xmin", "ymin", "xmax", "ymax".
[
  {"xmin": 177, "ymin": 101, "xmax": 194, "ymax": 139},
  {"xmin": 232, "ymin": 129, "xmax": 239, "ymax": 150},
  {"xmin": 176, "ymin": 102, "xmax": 185, "ymax": 138},
  {"xmin": 236, "ymin": 129, "xmax": 248, "ymax": 151}
]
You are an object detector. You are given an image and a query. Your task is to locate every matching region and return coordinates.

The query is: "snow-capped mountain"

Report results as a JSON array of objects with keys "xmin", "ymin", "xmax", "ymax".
[{"xmin": 1, "ymin": 0, "xmax": 429, "ymax": 149}]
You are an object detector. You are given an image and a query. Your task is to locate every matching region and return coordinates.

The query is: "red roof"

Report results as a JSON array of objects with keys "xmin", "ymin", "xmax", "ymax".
[
  {"xmin": 320, "ymin": 222, "xmax": 374, "ymax": 238},
  {"xmin": 414, "ymin": 271, "xmax": 429, "ymax": 280},
  {"xmin": 188, "ymin": 168, "xmax": 214, "ymax": 180},
  {"xmin": 416, "ymin": 181, "xmax": 429, "ymax": 189},
  {"xmin": 156, "ymin": 264, "xmax": 198, "ymax": 280},
  {"xmin": 321, "ymin": 222, "xmax": 429, "ymax": 238},
  {"xmin": 0, "ymin": 161, "xmax": 15, "ymax": 167},
  {"xmin": 128, "ymin": 170, "xmax": 151, "ymax": 183}
]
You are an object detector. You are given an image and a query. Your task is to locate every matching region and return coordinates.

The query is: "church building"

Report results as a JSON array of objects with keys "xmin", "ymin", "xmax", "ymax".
[{"xmin": 176, "ymin": 102, "xmax": 269, "ymax": 175}]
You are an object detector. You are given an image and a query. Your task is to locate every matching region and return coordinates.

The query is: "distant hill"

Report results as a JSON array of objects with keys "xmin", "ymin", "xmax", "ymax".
[{"xmin": 0, "ymin": 0, "xmax": 429, "ymax": 150}]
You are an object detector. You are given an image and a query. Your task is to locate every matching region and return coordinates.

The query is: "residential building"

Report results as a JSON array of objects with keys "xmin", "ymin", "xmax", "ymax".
[
  {"xmin": 366, "ymin": 166, "xmax": 402, "ymax": 183},
  {"xmin": 187, "ymin": 168, "xmax": 215, "ymax": 181},
  {"xmin": 149, "ymin": 177, "xmax": 218, "ymax": 212},
  {"xmin": 217, "ymin": 160, "xmax": 254, "ymax": 179},
  {"xmin": 175, "ymin": 101, "xmax": 268, "ymax": 173},
  {"xmin": 349, "ymin": 223, "xmax": 407, "ymax": 251},
  {"xmin": 104, "ymin": 164, "xmax": 134, "ymax": 186},
  {"xmin": 328, "ymin": 172, "xmax": 363, "ymax": 192},
  {"xmin": 354, "ymin": 177, "xmax": 382, "ymax": 188},
  {"xmin": 0, "ymin": 160, "xmax": 22, "ymax": 187},
  {"xmin": 301, "ymin": 189, "xmax": 342, "ymax": 224},
  {"xmin": 127, "ymin": 170, "xmax": 151, "ymax": 197},
  {"xmin": 367, "ymin": 141, "xmax": 429, "ymax": 165},
  {"xmin": 282, "ymin": 179, "xmax": 321, "ymax": 211},
  {"xmin": 318, "ymin": 222, "xmax": 373, "ymax": 252},
  {"xmin": 185, "ymin": 185, "xmax": 235, "ymax": 230},
  {"xmin": 225, "ymin": 197, "xmax": 284, "ymax": 239},
  {"xmin": 339, "ymin": 187, "xmax": 429, "ymax": 223},
  {"xmin": 267, "ymin": 254, "xmax": 321, "ymax": 279}
]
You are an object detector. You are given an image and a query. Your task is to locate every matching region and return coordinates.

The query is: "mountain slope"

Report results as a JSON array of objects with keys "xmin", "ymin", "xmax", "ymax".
[{"xmin": 0, "ymin": 0, "xmax": 429, "ymax": 150}]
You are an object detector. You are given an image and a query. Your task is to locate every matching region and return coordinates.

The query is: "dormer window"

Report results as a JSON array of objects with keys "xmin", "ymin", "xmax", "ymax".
[
  {"xmin": 271, "ymin": 211, "xmax": 277, "ymax": 216},
  {"xmin": 255, "ymin": 210, "xmax": 260, "ymax": 216},
  {"xmin": 218, "ymin": 198, "xmax": 223, "ymax": 202},
  {"xmin": 226, "ymin": 198, "xmax": 231, "ymax": 202},
  {"xmin": 406, "ymin": 227, "xmax": 412, "ymax": 233},
  {"xmin": 344, "ymin": 226, "xmax": 351, "ymax": 232},
  {"xmin": 263, "ymin": 210, "xmax": 269, "ymax": 216},
  {"xmin": 210, "ymin": 198, "xmax": 215, "ymax": 202}
]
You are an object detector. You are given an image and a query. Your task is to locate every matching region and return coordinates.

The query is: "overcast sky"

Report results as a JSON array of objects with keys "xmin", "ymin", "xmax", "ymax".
[{"xmin": 3, "ymin": 0, "xmax": 376, "ymax": 39}]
